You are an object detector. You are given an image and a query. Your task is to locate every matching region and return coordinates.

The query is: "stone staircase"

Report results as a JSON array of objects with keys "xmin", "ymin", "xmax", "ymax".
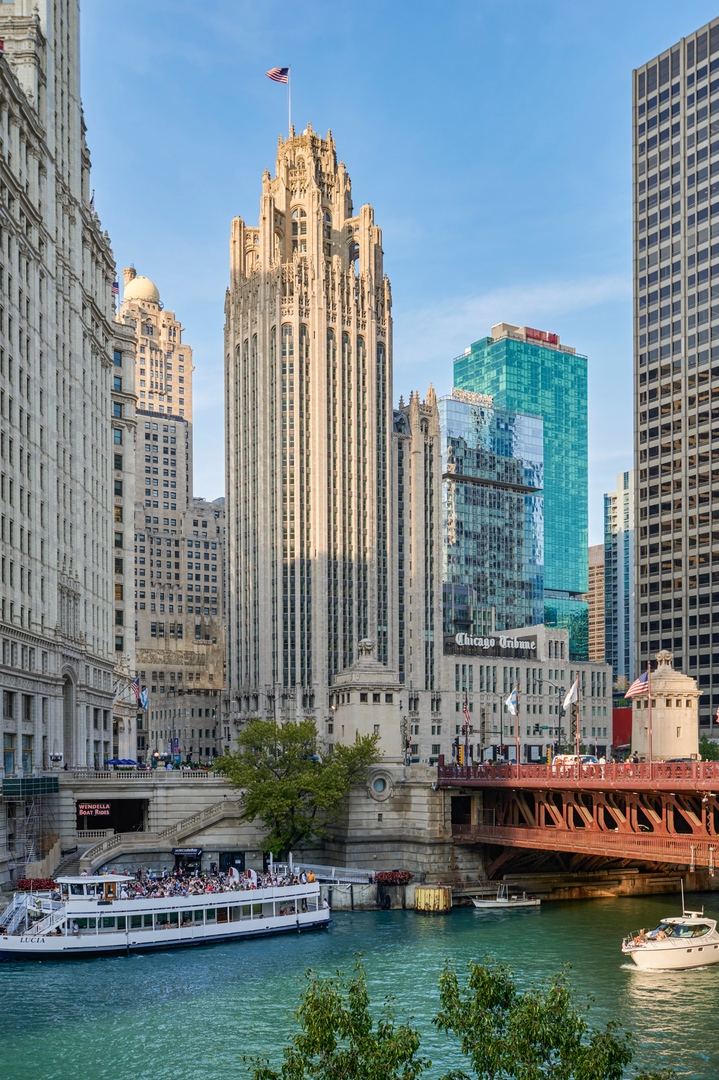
[{"xmin": 79, "ymin": 798, "xmax": 245, "ymax": 873}]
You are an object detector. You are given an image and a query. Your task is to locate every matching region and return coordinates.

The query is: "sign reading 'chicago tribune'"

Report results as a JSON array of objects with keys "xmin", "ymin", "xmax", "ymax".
[{"xmin": 444, "ymin": 633, "xmax": 537, "ymax": 657}]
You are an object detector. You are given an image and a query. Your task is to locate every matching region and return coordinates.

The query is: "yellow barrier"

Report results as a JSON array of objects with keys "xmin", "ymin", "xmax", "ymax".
[{"xmin": 414, "ymin": 886, "xmax": 452, "ymax": 913}]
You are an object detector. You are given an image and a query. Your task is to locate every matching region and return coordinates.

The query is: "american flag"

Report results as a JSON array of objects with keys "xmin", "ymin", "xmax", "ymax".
[
  {"xmin": 626, "ymin": 669, "xmax": 649, "ymax": 698},
  {"xmin": 463, "ymin": 699, "xmax": 470, "ymax": 726},
  {"xmin": 266, "ymin": 67, "xmax": 289, "ymax": 83},
  {"xmin": 131, "ymin": 677, "xmax": 140, "ymax": 703},
  {"xmin": 112, "ymin": 281, "xmax": 119, "ymax": 296}
]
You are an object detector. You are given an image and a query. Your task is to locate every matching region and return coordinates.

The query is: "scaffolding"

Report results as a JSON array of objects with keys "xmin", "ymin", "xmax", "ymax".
[{"xmin": 2, "ymin": 776, "xmax": 59, "ymax": 880}]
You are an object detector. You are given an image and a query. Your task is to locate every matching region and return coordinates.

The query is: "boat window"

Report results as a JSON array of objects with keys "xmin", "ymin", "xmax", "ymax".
[
  {"xmin": 61, "ymin": 884, "xmax": 69, "ymax": 898},
  {"xmin": 217, "ymin": 907, "xmax": 228, "ymax": 924},
  {"xmin": 155, "ymin": 913, "xmax": 169, "ymax": 927},
  {"xmin": 130, "ymin": 915, "xmax": 142, "ymax": 929},
  {"xmin": 692, "ymin": 924, "xmax": 711, "ymax": 936},
  {"xmin": 74, "ymin": 917, "xmax": 97, "ymax": 930},
  {"xmin": 253, "ymin": 903, "xmax": 262, "ymax": 917},
  {"xmin": 181, "ymin": 913, "xmax": 193, "ymax": 926},
  {"xmin": 70, "ymin": 884, "xmax": 85, "ymax": 896},
  {"xmin": 101, "ymin": 917, "xmax": 115, "ymax": 929},
  {"xmin": 117, "ymin": 916, "xmax": 126, "ymax": 930},
  {"xmin": 241, "ymin": 904, "xmax": 252, "ymax": 920},
  {"xmin": 193, "ymin": 910, "xmax": 204, "ymax": 922},
  {"xmin": 169, "ymin": 912, "xmax": 179, "ymax": 927},
  {"xmin": 143, "ymin": 914, "xmax": 153, "ymax": 928},
  {"xmin": 205, "ymin": 909, "xmax": 216, "ymax": 922}
]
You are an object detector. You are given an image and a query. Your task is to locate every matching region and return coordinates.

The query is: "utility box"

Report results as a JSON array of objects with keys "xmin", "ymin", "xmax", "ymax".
[{"xmin": 414, "ymin": 886, "xmax": 452, "ymax": 913}]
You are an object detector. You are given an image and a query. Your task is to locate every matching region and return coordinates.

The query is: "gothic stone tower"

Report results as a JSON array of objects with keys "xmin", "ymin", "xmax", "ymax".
[{"xmin": 225, "ymin": 124, "xmax": 393, "ymax": 727}]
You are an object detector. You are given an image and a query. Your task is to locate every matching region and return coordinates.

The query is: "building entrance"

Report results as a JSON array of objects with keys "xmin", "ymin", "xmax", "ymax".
[{"xmin": 219, "ymin": 851, "xmax": 245, "ymax": 874}]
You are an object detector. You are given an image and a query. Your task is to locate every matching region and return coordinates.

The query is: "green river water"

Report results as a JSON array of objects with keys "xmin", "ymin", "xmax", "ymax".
[{"xmin": 0, "ymin": 892, "xmax": 717, "ymax": 1080}]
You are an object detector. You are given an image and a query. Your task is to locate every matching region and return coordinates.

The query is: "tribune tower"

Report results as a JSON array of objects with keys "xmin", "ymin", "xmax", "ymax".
[{"xmin": 225, "ymin": 124, "xmax": 393, "ymax": 724}]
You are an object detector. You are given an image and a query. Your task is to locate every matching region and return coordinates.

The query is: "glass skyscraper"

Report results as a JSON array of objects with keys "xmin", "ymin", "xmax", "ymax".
[
  {"xmin": 453, "ymin": 323, "xmax": 588, "ymax": 657},
  {"xmin": 438, "ymin": 389, "xmax": 544, "ymax": 631}
]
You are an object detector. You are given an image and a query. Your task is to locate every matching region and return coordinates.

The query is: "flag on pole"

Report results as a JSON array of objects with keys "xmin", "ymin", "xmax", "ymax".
[
  {"xmin": 139, "ymin": 688, "xmax": 148, "ymax": 710},
  {"xmin": 505, "ymin": 688, "xmax": 517, "ymax": 715},
  {"xmin": 625, "ymin": 670, "xmax": 649, "ymax": 698},
  {"xmin": 463, "ymin": 699, "xmax": 470, "ymax": 726},
  {"xmin": 112, "ymin": 281, "xmax": 119, "ymax": 296},
  {"xmin": 563, "ymin": 679, "xmax": 579, "ymax": 711},
  {"xmin": 131, "ymin": 677, "xmax": 140, "ymax": 703},
  {"xmin": 266, "ymin": 67, "xmax": 289, "ymax": 83},
  {"xmin": 89, "ymin": 189, "xmax": 95, "ymax": 212},
  {"xmin": 111, "ymin": 680, "xmax": 121, "ymax": 707}
]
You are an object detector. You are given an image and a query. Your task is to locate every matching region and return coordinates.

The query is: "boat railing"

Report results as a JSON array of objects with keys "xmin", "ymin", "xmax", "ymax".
[{"xmin": 0, "ymin": 893, "xmax": 26, "ymax": 933}]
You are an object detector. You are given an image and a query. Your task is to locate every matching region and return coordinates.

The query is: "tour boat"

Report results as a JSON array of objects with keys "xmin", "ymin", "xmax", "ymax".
[
  {"xmin": 0, "ymin": 874, "xmax": 330, "ymax": 960},
  {"xmin": 471, "ymin": 883, "xmax": 541, "ymax": 909},
  {"xmin": 622, "ymin": 909, "xmax": 719, "ymax": 970}
]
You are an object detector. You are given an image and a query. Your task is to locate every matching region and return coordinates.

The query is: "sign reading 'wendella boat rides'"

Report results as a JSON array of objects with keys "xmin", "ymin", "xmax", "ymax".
[
  {"xmin": 78, "ymin": 803, "xmax": 111, "ymax": 816},
  {"xmin": 444, "ymin": 634, "xmax": 537, "ymax": 657}
]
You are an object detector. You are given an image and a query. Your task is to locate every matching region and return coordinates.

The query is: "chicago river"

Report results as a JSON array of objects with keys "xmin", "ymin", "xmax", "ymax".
[{"xmin": 0, "ymin": 895, "xmax": 717, "ymax": 1080}]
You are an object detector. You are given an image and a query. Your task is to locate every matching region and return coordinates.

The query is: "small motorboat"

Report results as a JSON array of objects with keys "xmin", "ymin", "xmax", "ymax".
[
  {"xmin": 622, "ymin": 908, "xmax": 719, "ymax": 971},
  {"xmin": 471, "ymin": 883, "xmax": 541, "ymax": 909}
]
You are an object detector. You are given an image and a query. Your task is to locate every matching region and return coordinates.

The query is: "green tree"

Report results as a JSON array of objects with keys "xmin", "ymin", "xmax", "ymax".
[
  {"xmin": 216, "ymin": 718, "xmax": 379, "ymax": 856},
  {"xmin": 434, "ymin": 959, "xmax": 675, "ymax": 1080},
  {"xmin": 699, "ymin": 734, "xmax": 719, "ymax": 762},
  {"xmin": 247, "ymin": 958, "xmax": 430, "ymax": 1080}
]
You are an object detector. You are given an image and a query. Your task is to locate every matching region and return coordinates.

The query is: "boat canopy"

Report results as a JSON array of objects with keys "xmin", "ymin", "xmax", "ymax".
[{"xmin": 56, "ymin": 875, "xmax": 135, "ymax": 884}]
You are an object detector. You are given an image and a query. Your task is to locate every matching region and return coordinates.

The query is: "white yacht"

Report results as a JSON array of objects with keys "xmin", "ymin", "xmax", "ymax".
[
  {"xmin": 0, "ymin": 874, "xmax": 330, "ymax": 960},
  {"xmin": 471, "ymin": 883, "xmax": 541, "ymax": 909},
  {"xmin": 622, "ymin": 909, "xmax": 719, "ymax": 970}
]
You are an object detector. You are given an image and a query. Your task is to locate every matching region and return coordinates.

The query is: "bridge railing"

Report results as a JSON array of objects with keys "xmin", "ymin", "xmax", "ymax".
[{"xmin": 437, "ymin": 758, "xmax": 719, "ymax": 785}]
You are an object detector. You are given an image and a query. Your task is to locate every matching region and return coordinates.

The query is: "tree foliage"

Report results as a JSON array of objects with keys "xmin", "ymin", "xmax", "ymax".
[
  {"xmin": 699, "ymin": 734, "xmax": 719, "ymax": 762},
  {"xmin": 247, "ymin": 958, "xmax": 430, "ymax": 1080},
  {"xmin": 216, "ymin": 718, "xmax": 379, "ymax": 856},
  {"xmin": 247, "ymin": 958, "xmax": 676, "ymax": 1080}
]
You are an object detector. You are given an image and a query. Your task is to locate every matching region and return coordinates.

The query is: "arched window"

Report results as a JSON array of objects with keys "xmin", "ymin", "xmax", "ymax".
[
  {"xmin": 296, "ymin": 157, "xmax": 305, "ymax": 170},
  {"xmin": 292, "ymin": 208, "xmax": 307, "ymax": 254}
]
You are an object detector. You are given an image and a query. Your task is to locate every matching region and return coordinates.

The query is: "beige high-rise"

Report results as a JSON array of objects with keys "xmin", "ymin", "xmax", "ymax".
[{"xmin": 225, "ymin": 124, "xmax": 393, "ymax": 726}]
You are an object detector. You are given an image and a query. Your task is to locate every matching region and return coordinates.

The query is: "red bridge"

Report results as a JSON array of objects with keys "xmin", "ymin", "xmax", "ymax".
[{"xmin": 437, "ymin": 757, "xmax": 719, "ymax": 877}]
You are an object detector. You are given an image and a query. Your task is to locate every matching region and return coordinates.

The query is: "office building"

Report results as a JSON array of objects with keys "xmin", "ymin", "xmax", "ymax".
[
  {"xmin": 585, "ymin": 544, "xmax": 605, "ymax": 663},
  {"xmin": 437, "ymin": 387, "xmax": 544, "ymax": 631},
  {"xmin": 454, "ymin": 323, "xmax": 588, "ymax": 657},
  {"xmin": 0, "ymin": 2, "xmax": 124, "ymax": 882},
  {"xmin": 117, "ymin": 270, "xmax": 224, "ymax": 761},
  {"xmin": 441, "ymin": 624, "xmax": 612, "ymax": 763},
  {"xmin": 604, "ymin": 470, "xmax": 635, "ymax": 688},
  {"xmin": 633, "ymin": 20, "xmax": 719, "ymax": 735},
  {"xmin": 225, "ymin": 125, "xmax": 393, "ymax": 730}
]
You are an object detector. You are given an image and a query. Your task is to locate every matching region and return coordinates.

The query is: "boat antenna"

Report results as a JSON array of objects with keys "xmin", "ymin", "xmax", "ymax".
[{"xmin": 681, "ymin": 876, "xmax": 685, "ymax": 915}]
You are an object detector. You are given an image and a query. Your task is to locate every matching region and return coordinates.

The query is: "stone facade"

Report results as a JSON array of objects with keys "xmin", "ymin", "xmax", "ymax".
[
  {"xmin": 225, "ymin": 124, "xmax": 393, "ymax": 731},
  {"xmin": 631, "ymin": 650, "xmax": 701, "ymax": 760},
  {"xmin": 0, "ymin": 2, "xmax": 126, "ymax": 883}
]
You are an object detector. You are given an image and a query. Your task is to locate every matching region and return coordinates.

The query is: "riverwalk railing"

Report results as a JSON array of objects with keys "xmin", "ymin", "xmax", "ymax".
[
  {"xmin": 68, "ymin": 769, "xmax": 224, "ymax": 781},
  {"xmin": 295, "ymin": 863, "xmax": 374, "ymax": 884}
]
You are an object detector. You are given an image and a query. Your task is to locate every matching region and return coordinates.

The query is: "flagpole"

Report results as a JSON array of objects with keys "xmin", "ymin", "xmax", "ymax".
[
  {"xmin": 515, "ymin": 682, "xmax": 520, "ymax": 778},
  {"xmin": 288, "ymin": 66, "xmax": 291, "ymax": 135},
  {"xmin": 643, "ymin": 656, "xmax": 647, "ymax": 777}
]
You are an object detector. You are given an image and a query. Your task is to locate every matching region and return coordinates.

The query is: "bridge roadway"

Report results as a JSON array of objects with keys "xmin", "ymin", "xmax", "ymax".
[{"xmin": 437, "ymin": 758, "xmax": 719, "ymax": 873}]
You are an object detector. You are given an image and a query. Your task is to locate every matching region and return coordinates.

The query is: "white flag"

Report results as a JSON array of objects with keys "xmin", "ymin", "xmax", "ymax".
[
  {"xmin": 111, "ymin": 680, "xmax": 121, "ymax": 706},
  {"xmin": 505, "ymin": 688, "xmax": 517, "ymax": 715},
  {"xmin": 563, "ymin": 679, "xmax": 578, "ymax": 711}
]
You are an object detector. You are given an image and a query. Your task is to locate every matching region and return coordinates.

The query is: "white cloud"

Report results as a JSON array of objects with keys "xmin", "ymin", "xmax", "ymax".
[{"xmin": 394, "ymin": 274, "xmax": 631, "ymax": 367}]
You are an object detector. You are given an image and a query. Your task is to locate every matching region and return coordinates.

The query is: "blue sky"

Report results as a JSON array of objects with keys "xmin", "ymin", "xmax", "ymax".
[{"xmin": 81, "ymin": 0, "xmax": 718, "ymax": 543}]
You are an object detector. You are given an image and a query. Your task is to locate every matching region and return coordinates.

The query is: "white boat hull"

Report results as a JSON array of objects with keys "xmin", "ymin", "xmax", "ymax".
[
  {"xmin": 0, "ymin": 881, "xmax": 329, "ymax": 960},
  {"xmin": 472, "ymin": 898, "xmax": 541, "ymax": 909},
  {"xmin": 624, "ymin": 940, "xmax": 719, "ymax": 970}
]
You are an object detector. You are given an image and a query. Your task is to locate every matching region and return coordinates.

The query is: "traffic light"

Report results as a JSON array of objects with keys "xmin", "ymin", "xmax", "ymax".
[
  {"xmin": 458, "ymin": 745, "xmax": 464, "ymax": 764},
  {"xmin": 453, "ymin": 736, "xmax": 460, "ymax": 759}
]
